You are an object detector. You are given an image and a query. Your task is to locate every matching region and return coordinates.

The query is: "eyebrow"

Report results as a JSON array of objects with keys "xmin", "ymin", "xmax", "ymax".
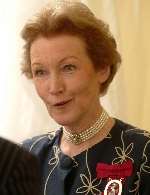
[
  {"xmin": 58, "ymin": 56, "xmax": 79, "ymax": 64},
  {"xmin": 31, "ymin": 63, "xmax": 43, "ymax": 67},
  {"xmin": 31, "ymin": 56, "xmax": 79, "ymax": 67}
]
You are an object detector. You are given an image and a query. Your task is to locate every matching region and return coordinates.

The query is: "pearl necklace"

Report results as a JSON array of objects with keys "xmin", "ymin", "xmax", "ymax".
[{"xmin": 63, "ymin": 109, "xmax": 109, "ymax": 145}]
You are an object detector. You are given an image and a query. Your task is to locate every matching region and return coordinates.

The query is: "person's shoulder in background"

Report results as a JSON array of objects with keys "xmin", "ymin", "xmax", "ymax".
[{"xmin": 0, "ymin": 137, "xmax": 42, "ymax": 195}]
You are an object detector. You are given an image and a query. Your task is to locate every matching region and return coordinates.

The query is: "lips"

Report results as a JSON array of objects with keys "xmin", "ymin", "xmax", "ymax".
[{"xmin": 53, "ymin": 99, "xmax": 72, "ymax": 107}]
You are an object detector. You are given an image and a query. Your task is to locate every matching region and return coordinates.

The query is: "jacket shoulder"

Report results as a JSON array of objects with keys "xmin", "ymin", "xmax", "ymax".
[{"xmin": 21, "ymin": 130, "xmax": 58, "ymax": 155}]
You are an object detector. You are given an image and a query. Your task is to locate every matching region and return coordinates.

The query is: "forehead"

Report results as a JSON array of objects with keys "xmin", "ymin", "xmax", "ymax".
[
  {"xmin": 30, "ymin": 34, "xmax": 97, "ymax": 74},
  {"xmin": 30, "ymin": 34, "xmax": 88, "ymax": 59}
]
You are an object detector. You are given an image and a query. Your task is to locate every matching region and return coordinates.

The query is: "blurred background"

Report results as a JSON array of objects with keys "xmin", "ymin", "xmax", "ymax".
[{"xmin": 0, "ymin": 0, "xmax": 150, "ymax": 142}]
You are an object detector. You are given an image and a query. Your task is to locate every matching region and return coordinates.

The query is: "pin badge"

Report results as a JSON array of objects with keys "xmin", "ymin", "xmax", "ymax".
[{"xmin": 104, "ymin": 179, "xmax": 122, "ymax": 195}]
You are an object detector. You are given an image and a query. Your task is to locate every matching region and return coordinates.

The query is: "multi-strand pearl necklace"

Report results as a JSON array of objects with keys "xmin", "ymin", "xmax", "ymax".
[{"xmin": 63, "ymin": 109, "xmax": 109, "ymax": 145}]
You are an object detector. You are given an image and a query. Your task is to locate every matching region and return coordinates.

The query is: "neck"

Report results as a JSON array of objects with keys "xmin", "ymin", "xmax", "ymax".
[
  {"xmin": 63, "ymin": 108, "xmax": 109, "ymax": 145},
  {"xmin": 64, "ymin": 106, "xmax": 102, "ymax": 134},
  {"xmin": 60, "ymin": 117, "xmax": 115, "ymax": 157}
]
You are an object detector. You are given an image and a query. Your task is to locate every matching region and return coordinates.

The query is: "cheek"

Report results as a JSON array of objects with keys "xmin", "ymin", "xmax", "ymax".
[
  {"xmin": 34, "ymin": 81, "xmax": 47, "ymax": 100},
  {"xmin": 71, "ymin": 78, "xmax": 99, "ymax": 101}
]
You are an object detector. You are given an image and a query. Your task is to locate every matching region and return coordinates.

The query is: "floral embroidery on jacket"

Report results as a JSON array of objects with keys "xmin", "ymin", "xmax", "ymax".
[
  {"xmin": 113, "ymin": 131, "xmax": 134, "ymax": 164},
  {"xmin": 76, "ymin": 150, "xmax": 102, "ymax": 195}
]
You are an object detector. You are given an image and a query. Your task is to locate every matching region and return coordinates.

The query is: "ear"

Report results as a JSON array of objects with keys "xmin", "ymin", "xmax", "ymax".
[{"xmin": 97, "ymin": 65, "xmax": 110, "ymax": 84}]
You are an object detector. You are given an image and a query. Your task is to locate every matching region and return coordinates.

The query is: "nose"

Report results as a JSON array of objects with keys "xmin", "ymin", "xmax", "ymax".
[{"xmin": 47, "ymin": 74, "xmax": 64, "ymax": 95}]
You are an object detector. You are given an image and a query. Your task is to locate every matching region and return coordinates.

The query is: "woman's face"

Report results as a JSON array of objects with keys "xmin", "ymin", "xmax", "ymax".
[{"xmin": 30, "ymin": 34, "xmax": 109, "ymax": 130}]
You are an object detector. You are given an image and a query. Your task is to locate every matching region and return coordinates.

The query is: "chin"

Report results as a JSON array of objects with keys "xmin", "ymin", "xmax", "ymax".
[
  {"xmin": 53, "ymin": 119, "xmax": 72, "ymax": 127},
  {"xmin": 50, "ymin": 113, "xmax": 73, "ymax": 126}
]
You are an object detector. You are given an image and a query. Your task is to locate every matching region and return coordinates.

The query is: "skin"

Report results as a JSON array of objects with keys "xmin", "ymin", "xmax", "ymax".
[{"xmin": 30, "ymin": 34, "xmax": 110, "ymax": 134}]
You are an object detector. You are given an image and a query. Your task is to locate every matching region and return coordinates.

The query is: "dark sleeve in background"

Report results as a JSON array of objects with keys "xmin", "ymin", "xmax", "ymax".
[{"xmin": 0, "ymin": 137, "xmax": 42, "ymax": 195}]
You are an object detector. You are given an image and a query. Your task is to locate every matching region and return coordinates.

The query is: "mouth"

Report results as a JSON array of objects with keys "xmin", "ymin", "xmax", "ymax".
[{"xmin": 53, "ymin": 99, "xmax": 72, "ymax": 107}]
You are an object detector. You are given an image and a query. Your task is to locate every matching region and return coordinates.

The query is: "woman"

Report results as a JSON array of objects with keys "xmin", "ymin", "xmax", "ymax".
[{"xmin": 21, "ymin": 1, "xmax": 150, "ymax": 195}]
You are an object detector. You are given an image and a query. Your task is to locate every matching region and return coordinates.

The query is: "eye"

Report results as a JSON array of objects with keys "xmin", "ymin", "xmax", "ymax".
[
  {"xmin": 33, "ymin": 69, "xmax": 48, "ymax": 77},
  {"xmin": 62, "ymin": 64, "xmax": 76, "ymax": 72}
]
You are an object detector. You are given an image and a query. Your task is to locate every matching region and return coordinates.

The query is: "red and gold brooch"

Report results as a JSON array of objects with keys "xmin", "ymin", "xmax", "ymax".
[{"xmin": 96, "ymin": 160, "xmax": 133, "ymax": 195}]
